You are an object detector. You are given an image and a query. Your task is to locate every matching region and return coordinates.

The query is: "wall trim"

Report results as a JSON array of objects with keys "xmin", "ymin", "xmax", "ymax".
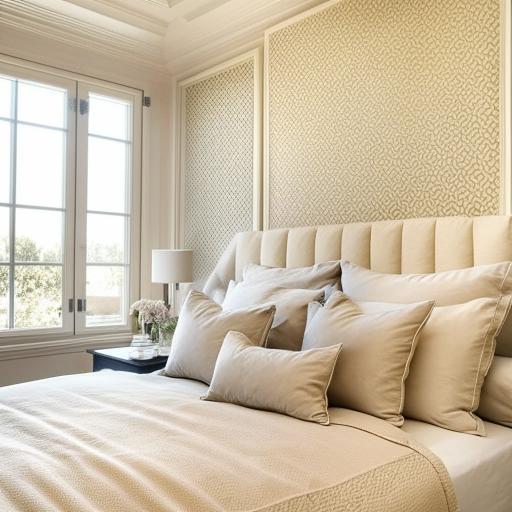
[
  {"xmin": 0, "ymin": 333, "xmax": 131, "ymax": 362},
  {"xmin": 263, "ymin": 0, "xmax": 512, "ymax": 228},
  {"xmin": 174, "ymin": 48, "xmax": 263, "ymax": 249}
]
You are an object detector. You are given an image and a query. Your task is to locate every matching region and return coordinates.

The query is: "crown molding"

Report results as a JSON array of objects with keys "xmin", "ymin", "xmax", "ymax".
[{"xmin": 0, "ymin": 0, "xmax": 166, "ymax": 71}]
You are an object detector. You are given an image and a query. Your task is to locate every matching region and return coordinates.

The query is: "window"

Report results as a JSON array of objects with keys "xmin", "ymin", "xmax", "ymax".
[{"xmin": 0, "ymin": 61, "xmax": 141, "ymax": 338}]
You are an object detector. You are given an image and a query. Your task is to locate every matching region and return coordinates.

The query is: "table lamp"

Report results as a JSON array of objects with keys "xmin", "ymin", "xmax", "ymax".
[{"xmin": 151, "ymin": 249, "xmax": 193, "ymax": 309}]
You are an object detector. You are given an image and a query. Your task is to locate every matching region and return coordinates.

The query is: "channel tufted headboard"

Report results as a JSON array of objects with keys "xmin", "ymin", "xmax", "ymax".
[{"xmin": 203, "ymin": 216, "xmax": 512, "ymax": 356}]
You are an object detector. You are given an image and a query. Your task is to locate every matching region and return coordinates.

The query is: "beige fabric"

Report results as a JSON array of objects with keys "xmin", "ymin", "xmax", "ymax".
[
  {"xmin": 202, "ymin": 215, "xmax": 512, "ymax": 355},
  {"xmin": 478, "ymin": 356, "xmax": 512, "ymax": 428},
  {"xmin": 243, "ymin": 260, "xmax": 340, "ymax": 289},
  {"xmin": 0, "ymin": 371, "xmax": 457, "ymax": 512},
  {"xmin": 165, "ymin": 290, "xmax": 275, "ymax": 384},
  {"xmin": 302, "ymin": 292, "xmax": 434, "ymax": 426},
  {"xmin": 203, "ymin": 331, "xmax": 342, "ymax": 425},
  {"xmin": 223, "ymin": 282, "xmax": 323, "ymax": 350},
  {"xmin": 403, "ymin": 297, "xmax": 511, "ymax": 435},
  {"xmin": 342, "ymin": 260, "xmax": 512, "ymax": 357}
]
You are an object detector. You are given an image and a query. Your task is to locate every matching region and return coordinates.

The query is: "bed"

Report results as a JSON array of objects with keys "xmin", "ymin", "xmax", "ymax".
[{"xmin": 2, "ymin": 214, "xmax": 512, "ymax": 512}]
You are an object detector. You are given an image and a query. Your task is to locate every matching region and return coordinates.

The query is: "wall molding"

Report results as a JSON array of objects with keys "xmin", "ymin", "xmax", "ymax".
[
  {"xmin": 263, "ymin": 0, "xmax": 512, "ymax": 228},
  {"xmin": 174, "ymin": 48, "xmax": 263, "ymax": 249},
  {"xmin": 0, "ymin": 333, "xmax": 131, "ymax": 361}
]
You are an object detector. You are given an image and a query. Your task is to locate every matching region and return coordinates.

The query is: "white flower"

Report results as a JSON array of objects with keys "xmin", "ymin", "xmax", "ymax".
[{"xmin": 130, "ymin": 299, "xmax": 169, "ymax": 324}]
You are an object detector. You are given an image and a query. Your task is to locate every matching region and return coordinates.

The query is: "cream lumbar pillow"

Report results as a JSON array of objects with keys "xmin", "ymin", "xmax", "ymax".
[
  {"xmin": 341, "ymin": 260, "xmax": 512, "ymax": 356},
  {"xmin": 243, "ymin": 260, "xmax": 341, "ymax": 290},
  {"xmin": 222, "ymin": 282, "xmax": 324, "ymax": 351},
  {"xmin": 165, "ymin": 290, "xmax": 275, "ymax": 384},
  {"xmin": 403, "ymin": 297, "xmax": 511, "ymax": 435},
  {"xmin": 302, "ymin": 292, "xmax": 434, "ymax": 426},
  {"xmin": 476, "ymin": 356, "xmax": 512, "ymax": 428},
  {"xmin": 202, "ymin": 331, "xmax": 342, "ymax": 425}
]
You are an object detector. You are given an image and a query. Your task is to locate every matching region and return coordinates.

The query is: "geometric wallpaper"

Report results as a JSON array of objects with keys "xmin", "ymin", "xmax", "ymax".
[
  {"xmin": 267, "ymin": 0, "xmax": 501, "ymax": 228},
  {"xmin": 184, "ymin": 59, "xmax": 255, "ymax": 284}
]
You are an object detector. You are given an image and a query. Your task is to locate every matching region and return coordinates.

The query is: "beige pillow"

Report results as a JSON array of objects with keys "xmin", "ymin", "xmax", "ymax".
[
  {"xmin": 202, "ymin": 331, "xmax": 342, "ymax": 425},
  {"xmin": 477, "ymin": 356, "xmax": 512, "ymax": 428},
  {"xmin": 165, "ymin": 290, "xmax": 275, "ymax": 384},
  {"xmin": 223, "ymin": 282, "xmax": 324, "ymax": 350},
  {"xmin": 302, "ymin": 292, "xmax": 434, "ymax": 426},
  {"xmin": 403, "ymin": 297, "xmax": 511, "ymax": 435},
  {"xmin": 341, "ymin": 260, "xmax": 512, "ymax": 356},
  {"xmin": 243, "ymin": 260, "xmax": 340, "ymax": 289}
]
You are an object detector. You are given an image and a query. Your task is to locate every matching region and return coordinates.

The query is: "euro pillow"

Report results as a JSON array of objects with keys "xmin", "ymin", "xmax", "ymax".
[
  {"xmin": 402, "ymin": 297, "xmax": 511, "ymax": 435},
  {"xmin": 243, "ymin": 260, "xmax": 340, "ymax": 290},
  {"xmin": 223, "ymin": 282, "xmax": 323, "ymax": 350},
  {"xmin": 202, "ymin": 331, "xmax": 342, "ymax": 425},
  {"xmin": 478, "ymin": 356, "xmax": 512, "ymax": 428},
  {"xmin": 341, "ymin": 260, "xmax": 512, "ymax": 356},
  {"xmin": 164, "ymin": 290, "xmax": 275, "ymax": 384},
  {"xmin": 302, "ymin": 292, "xmax": 434, "ymax": 426}
]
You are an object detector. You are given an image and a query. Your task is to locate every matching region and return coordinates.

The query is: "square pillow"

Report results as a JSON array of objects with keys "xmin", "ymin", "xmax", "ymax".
[
  {"xmin": 223, "ymin": 282, "xmax": 324, "ymax": 350},
  {"xmin": 478, "ymin": 356, "xmax": 512, "ymax": 428},
  {"xmin": 341, "ymin": 260, "xmax": 512, "ymax": 356},
  {"xmin": 302, "ymin": 291, "xmax": 434, "ymax": 425},
  {"xmin": 402, "ymin": 297, "xmax": 511, "ymax": 434},
  {"xmin": 202, "ymin": 331, "xmax": 342, "ymax": 425},
  {"xmin": 243, "ymin": 260, "xmax": 340, "ymax": 290},
  {"xmin": 164, "ymin": 290, "xmax": 275, "ymax": 384}
]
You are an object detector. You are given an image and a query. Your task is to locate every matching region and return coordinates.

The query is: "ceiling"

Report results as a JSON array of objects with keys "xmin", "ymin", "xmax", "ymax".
[{"xmin": 0, "ymin": 0, "xmax": 327, "ymax": 76}]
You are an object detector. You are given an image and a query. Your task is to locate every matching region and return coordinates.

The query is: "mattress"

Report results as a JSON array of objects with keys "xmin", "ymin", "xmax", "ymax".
[{"xmin": 403, "ymin": 419, "xmax": 512, "ymax": 512}]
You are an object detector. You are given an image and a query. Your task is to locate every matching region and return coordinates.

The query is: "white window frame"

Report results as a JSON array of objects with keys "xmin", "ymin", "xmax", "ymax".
[{"xmin": 0, "ymin": 56, "xmax": 142, "ymax": 344}]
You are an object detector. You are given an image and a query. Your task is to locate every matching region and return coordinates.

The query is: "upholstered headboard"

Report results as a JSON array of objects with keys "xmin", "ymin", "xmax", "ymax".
[{"xmin": 203, "ymin": 216, "xmax": 512, "ymax": 347}]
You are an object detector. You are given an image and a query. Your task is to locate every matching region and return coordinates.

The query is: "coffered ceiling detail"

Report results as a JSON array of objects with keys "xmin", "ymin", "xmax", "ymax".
[{"xmin": 0, "ymin": 0, "xmax": 326, "ymax": 75}]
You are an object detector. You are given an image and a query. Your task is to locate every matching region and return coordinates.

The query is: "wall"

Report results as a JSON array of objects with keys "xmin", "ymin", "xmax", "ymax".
[
  {"xmin": 265, "ymin": 0, "xmax": 502, "ymax": 228},
  {"xmin": 179, "ymin": 53, "xmax": 260, "ymax": 284}
]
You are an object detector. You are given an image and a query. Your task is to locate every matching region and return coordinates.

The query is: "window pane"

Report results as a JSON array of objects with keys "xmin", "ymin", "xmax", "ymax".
[
  {"xmin": 17, "ymin": 81, "xmax": 66, "ymax": 129},
  {"xmin": 88, "ymin": 94, "xmax": 130, "ymax": 140},
  {"xmin": 16, "ymin": 124, "xmax": 65, "ymax": 208},
  {"xmin": 0, "ymin": 120, "xmax": 11, "ymax": 203},
  {"xmin": 14, "ymin": 265, "xmax": 62, "ymax": 329},
  {"xmin": 87, "ymin": 213, "xmax": 126, "ymax": 264},
  {"xmin": 15, "ymin": 208, "xmax": 62, "ymax": 263},
  {"xmin": 0, "ymin": 207, "xmax": 9, "ymax": 262},
  {"xmin": 0, "ymin": 77, "xmax": 13, "ymax": 119},
  {"xmin": 86, "ymin": 265, "xmax": 125, "ymax": 326},
  {"xmin": 87, "ymin": 137, "xmax": 128, "ymax": 213},
  {"xmin": 0, "ymin": 265, "xmax": 8, "ymax": 329}
]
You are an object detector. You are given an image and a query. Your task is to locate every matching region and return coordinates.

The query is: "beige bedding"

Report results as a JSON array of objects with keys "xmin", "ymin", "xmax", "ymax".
[{"xmin": 0, "ymin": 371, "xmax": 457, "ymax": 512}]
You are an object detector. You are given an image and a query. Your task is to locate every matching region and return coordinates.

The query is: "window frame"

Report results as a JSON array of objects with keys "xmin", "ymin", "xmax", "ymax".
[{"xmin": 0, "ymin": 57, "xmax": 142, "ymax": 343}]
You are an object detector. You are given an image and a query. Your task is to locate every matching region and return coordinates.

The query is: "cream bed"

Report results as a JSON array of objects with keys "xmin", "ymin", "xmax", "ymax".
[{"xmin": 2, "ymin": 215, "xmax": 512, "ymax": 512}]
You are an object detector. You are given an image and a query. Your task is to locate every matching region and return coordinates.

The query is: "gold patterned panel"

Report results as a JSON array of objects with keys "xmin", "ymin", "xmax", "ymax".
[
  {"xmin": 184, "ymin": 60, "xmax": 255, "ymax": 283},
  {"xmin": 267, "ymin": 0, "xmax": 501, "ymax": 228}
]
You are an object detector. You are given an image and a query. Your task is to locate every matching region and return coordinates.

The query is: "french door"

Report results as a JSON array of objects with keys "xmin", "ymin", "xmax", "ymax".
[{"xmin": 0, "ymin": 61, "xmax": 141, "ymax": 339}]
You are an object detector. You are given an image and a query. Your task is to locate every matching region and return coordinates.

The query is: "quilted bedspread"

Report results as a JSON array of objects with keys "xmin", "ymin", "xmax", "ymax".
[{"xmin": 0, "ymin": 371, "xmax": 458, "ymax": 512}]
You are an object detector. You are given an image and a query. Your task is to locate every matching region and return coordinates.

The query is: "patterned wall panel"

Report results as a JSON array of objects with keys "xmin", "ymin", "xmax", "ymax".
[
  {"xmin": 184, "ymin": 60, "xmax": 255, "ymax": 284},
  {"xmin": 267, "ymin": 0, "xmax": 501, "ymax": 228}
]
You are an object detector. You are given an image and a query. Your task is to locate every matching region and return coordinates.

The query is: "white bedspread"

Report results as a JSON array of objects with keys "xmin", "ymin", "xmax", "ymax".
[
  {"xmin": 0, "ymin": 371, "xmax": 457, "ymax": 512},
  {"xmin": 403, "ymin": 419, "xmax": 512, "ymax": 512}
]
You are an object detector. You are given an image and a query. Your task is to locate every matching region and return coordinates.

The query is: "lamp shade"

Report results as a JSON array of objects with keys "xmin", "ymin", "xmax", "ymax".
[{"xmin": 151, "ymin": 249, "xmax": 193, "ymax": 284}]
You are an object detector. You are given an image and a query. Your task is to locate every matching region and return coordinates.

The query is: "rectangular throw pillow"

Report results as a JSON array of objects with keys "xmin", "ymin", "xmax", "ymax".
[
  {"xmin": 477, "ymin": 356, "xmax": 512, "ymax": 428},
  {"xmin": 202, "ymin": 331, "xmax": 342, "ymax": 425},
  {"xmin": 341, "ymin": 260, "xmax": 512, "ymax": 356},
  {"xmin": 243, "ymin": 261, "xmax": 341, "ymax": 290},
  {"xmin": 402, "ymin": 297, "xmax": 511, "ymax": 435},
  {"xmin": 302, "ymin": 291, "xmax": 434, "ymax": 426},
  {"xmin": 165, "ymin": 290, "xmax": 275, "ymax": 384},
  {"xmin": 222, "ymin": 282, "xmax": 323, "ymax": 351}
]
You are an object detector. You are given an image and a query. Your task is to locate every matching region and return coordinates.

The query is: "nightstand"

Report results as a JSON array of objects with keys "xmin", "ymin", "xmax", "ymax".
[{"xmin": 87, "ymin": 347, "xmax": 168, "ymax": 374}]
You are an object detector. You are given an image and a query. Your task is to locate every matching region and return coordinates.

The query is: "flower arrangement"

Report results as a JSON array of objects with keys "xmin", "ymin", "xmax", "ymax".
[{"xmin": 130, "ymin": 299, "xmax": 169, "ymax": 324}]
